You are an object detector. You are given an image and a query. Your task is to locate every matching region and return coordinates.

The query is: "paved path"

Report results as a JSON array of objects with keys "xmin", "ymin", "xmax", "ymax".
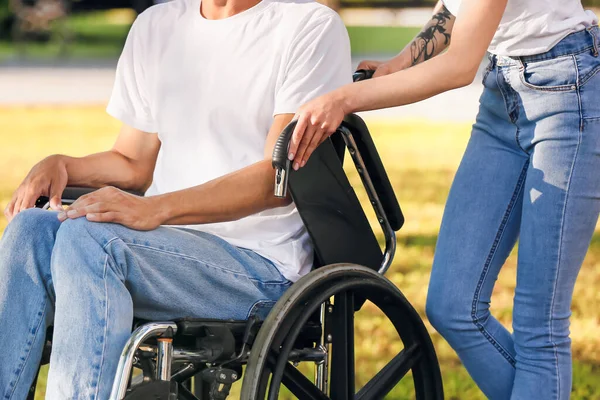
[{"xmin": 0, "ymin": 57, "xmax": 485, "ymax": 122}]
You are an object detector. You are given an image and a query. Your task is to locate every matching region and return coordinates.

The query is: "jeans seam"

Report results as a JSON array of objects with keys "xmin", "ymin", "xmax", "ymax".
[
  {"xmin": 515, "ymin": 126, "xmax": 527, "ymax": 154},
  {"xmin": 92, "ymin": 255, "xmax": 110, "ymax": 400},
  {"xmin": 122, "ymin": 242, "xmax": 276, "ymax": 282},
  {"xmin": 471, "ymin": 160, "xmax": 529, "ymax": 367},
  {"xmin": 519, "ymin": 45, "xmax": 595, "ymax": 63},
  {"xmin": 547, "ymin": 68, "xmax": 584, "ymax": 398},
  {"xmin": 496, "ymin": 66, "xmax": 514, "ymax": 122},
  {"xmin": 496, "ymin": 66, "xmax": 528, "ymax": 155},
  {"xmin": 4, "ymin": 298, "xmax": 47, "ymax": 400},
  {"xmin": 246, "ymin": 300, "xmax": 277, "ymax": 319}
]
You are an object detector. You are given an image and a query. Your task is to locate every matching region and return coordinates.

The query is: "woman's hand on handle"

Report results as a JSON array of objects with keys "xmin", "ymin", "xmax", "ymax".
[
  {"xmin": 288, "ymin": 92, "xmax": 347, "ymax": 170},
  {"xmin": 356, "ymin": 61, "xmax": 393, "ymax": 78}
]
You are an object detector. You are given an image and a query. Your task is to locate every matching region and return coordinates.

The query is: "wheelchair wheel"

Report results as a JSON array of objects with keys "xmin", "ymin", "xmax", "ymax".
[{"xmin": 241, "ymin": 264, "xmax": 443, "ymax": 400}]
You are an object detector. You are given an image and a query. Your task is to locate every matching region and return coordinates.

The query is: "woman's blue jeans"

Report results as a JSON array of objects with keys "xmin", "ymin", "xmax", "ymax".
[
  {"xmin": 427, "ymin": 27, "xmax": 600, "ymax": 400},
  {"xmin": 0, "ymin": 210, "xmax": 291, "ymax": 399}
]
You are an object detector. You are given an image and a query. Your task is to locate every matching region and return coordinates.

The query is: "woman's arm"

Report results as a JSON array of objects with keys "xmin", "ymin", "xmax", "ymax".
[
  {"xmin": 288, "ymin": 0, "xmax": 507, "ymax": 170},
  {"xmin": 359, "ymin": 1, "xmax": 456, "ymax": 77}
]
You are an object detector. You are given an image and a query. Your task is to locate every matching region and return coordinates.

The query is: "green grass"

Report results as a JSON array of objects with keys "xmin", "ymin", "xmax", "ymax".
[
  {"xmin": 0, "ymin": 10, "xmax": 419, "ymax": 61},
  {"xmin": 0, "ymin": 107, "xmax": 598, "ymax": 399},
  {"xmin": 347, "ymin": 25, "xmax": 420, "ymax": 54}
]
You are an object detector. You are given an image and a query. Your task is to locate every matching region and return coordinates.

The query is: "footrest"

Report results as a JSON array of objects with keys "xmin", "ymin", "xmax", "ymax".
[{"xmin": 124, "ymin": 380, "xmax": 177, "ymax": 400}]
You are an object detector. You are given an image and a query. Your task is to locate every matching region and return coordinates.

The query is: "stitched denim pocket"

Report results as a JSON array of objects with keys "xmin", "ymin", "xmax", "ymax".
[
  {"xmin": 519, "ymin": 55, "xmax": 578, "ymax": 92},
  {"xmin": 576, "ymin": 51, "xmax": 600, "ymax": 88}
]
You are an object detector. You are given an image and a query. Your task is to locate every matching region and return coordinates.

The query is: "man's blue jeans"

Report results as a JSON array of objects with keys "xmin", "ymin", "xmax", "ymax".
[
  {"xmin": 427, "ymin": 27, "xmax": 600, "ymax": 399},
  {"xmin": 0, "ymin": 209, "xmax": 291, "ymax": 399}
]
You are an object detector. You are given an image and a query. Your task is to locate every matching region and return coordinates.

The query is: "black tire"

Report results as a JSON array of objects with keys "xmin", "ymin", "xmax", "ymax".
[{"xmin": 241, "ymin": 264, "xmax": 444, "ymax": 400}]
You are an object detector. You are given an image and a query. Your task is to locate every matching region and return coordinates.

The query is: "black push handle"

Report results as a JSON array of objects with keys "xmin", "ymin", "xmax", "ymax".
[
  {"xmin": 272, "ymin": 70, "xmax": 375, "ymax": 198},
  {"xmin": 272, "ymin": 121, "xmax": 297, "ymax": 198},
  {"xmin": 353, "ymin": 69, "xmax": 375, "ymax": 82},
  {"xmin": 272, "ymin": 120, "xmax": 297, "ymax": 171}
]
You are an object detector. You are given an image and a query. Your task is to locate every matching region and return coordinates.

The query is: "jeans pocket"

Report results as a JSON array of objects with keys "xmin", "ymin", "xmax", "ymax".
[
  {"xmin": 576, "ymin": 51, "xmax": 600, "ymax": 87},
  {"xmin": 519, "ymin": 55, "xmax": 578, "ymax": 92}
]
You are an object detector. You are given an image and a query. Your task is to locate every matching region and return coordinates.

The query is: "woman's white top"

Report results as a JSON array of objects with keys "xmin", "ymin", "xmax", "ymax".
[{"xmin": 442, "ymin": 0, "xmax": 598, "ymax": 56}]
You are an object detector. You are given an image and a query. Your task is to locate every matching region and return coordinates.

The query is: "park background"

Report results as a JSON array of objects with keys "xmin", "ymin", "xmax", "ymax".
[{"xmin": 0, "ymin": 0, "xmax": 599, "ymax": 398}]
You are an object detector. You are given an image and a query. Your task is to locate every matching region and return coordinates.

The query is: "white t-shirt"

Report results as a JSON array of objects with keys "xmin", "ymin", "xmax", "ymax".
[
  {"xmin": 106, "ymin": 0, "xmax": 352, "ymax": 282},
  {"xmin": 442, "ymin": 0, "xmax": 598, "ymax": 56}
]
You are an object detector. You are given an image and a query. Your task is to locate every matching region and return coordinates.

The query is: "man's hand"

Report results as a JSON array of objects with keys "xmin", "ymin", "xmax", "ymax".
[
  {"xmin": 5, "ymin": 155, "xmax": 68, "ymax": 221},
  {"xmin": 58, "ymin": 186, "xmax": 162, "ymax": 231}
]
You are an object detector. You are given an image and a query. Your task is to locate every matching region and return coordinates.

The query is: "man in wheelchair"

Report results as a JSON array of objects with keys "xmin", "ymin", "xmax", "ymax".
[{"xmin": 0, "ymin": 0, "xmax": 351, "ymax": 397}]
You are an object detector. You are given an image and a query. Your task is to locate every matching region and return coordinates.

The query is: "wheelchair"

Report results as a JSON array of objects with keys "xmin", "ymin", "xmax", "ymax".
[{"xmin": 31, "ymin": 71, "xmax": 444, "ymax": 400}]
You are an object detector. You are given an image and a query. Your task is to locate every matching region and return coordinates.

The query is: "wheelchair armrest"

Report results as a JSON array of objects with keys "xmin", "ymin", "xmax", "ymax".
[{"xmin": 35, "ymin": 186, "xmax": 144, "ymax": 208}]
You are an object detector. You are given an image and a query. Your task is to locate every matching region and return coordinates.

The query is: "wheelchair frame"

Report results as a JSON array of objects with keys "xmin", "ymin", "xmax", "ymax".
[
  {"xmin": 107, "ymin": 123, "xmax": 400, "ymax": 400},
  {"xmin": 32, "ymin": 73, "xmax": 443, "ymax": 400}
]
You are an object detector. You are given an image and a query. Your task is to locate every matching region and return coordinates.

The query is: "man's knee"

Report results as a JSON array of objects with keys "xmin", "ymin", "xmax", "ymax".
[
  {"xmin": 52, "ymin": 218, "xmax": 110, "ymax": 275},
  {"xmin": 1, "ymin": 209, "xmax": 61, "ymax": 261},
  {"xmin": 52, "ymin": 218, "xmax": 128, "ymax": 281},
  {"xmin": 4, "ymin": 208, "xmax": 61, "ymax": 238}
]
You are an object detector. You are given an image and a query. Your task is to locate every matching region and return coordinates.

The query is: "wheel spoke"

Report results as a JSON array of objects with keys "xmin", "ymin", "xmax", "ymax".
[
  {"xmin": 355, "ymin": 343, "xmax": 421, "ymax": 400},
  {"xmin": 281, "ymin": 363, "xmax": 331, "ymax": 400},
  {"xmin": 330, "ymin": 291, "xmax": 355, "ymax": 399}
]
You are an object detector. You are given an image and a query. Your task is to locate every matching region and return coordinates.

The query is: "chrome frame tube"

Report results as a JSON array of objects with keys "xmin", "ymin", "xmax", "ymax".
[
  {"xmin": 314, "ymin": 302, "xmax": 329, "ymax": 393},
  {"xmin": 109, "ymin": 322, "xmax": 178, "ymax": 400},
  {"xmin": 274, "ymin": 165, "xmax": 289, "ymax": 198},
  {"xmin": 172, "ymin": 348, "xmax": 215, "ymax": 363},
  {"xmin": 339, "ymin": 126, "xmax": 397, "ymax": 275},
  {"xmin": 157, "ymin": 339, "xmax": 173, "ymax": 381}
]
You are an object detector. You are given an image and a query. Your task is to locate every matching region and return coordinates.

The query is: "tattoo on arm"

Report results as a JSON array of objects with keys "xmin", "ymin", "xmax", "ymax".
[{"xmin": 410, "ymin": 5, "xmax": 453, "ymax": 66}]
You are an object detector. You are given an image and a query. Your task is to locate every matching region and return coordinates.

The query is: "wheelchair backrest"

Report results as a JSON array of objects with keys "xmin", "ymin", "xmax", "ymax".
[{"xmin": 288, "ymin": 113, "xmax": 404, "ymax": 273}]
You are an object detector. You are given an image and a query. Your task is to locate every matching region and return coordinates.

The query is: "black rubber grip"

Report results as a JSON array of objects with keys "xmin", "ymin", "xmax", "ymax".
[
  {"xmin": 35, "ymin": 186, "xmax": 144, "ymax": 208},
  {"xmin": 353, "ymin": 69, "xmax": 375, "ymax": 82},
  {"xmin": 272, "ymin": 120, "xmax": 297, "ymax": 169}
]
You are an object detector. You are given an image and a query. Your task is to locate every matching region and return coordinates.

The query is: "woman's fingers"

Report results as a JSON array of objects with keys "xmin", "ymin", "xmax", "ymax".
[
  {"xmin": 293, "ymin": 123, "xmax": 320, "ymax": 170},
  {"xmin": 299, "ymin": 126, "xmax": 329, "ymax": 167},
  {"xmin": 357, "ymin": 60, "xmax": 382, "ymax": 71},
  {"xmin": 372, "ymin": 63, "xmax": 392, "ymax": 78},
  {"xmin": 289, "ymin": 115, "xmax": 309, "ymax": 161}
]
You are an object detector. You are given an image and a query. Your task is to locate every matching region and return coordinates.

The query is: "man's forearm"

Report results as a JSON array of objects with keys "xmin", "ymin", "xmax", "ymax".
[
  {"xmin": 154, "ymin": 160, "xmax": 290, "ymax": 226},
  {"xmin": 63, "ymin": 150, "xmax": 152, "ymax": 192}
]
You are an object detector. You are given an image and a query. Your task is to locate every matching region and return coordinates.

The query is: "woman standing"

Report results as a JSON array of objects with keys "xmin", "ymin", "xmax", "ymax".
[{"xmin": 288, "ymin": 0, "xmax": 600, "ymax": 398}]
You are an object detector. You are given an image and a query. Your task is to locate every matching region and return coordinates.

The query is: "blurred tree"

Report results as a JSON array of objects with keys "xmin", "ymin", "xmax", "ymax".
[{"xmin": 0, "ymin": 0, "xmax": 14, "ymax": 40}]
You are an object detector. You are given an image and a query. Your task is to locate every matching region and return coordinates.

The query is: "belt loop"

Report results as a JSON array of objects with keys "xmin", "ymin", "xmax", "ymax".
[
  {"xmin": 587, "ymin": 26, "xmax": 599, "ymax": 57},
  {"xmin": 488, "ymin": 53, "xmax": 497, "ymax": 69},
  {"xmin": 516, "ymin": 56, "xmax": 525, "ymax": 71}
]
